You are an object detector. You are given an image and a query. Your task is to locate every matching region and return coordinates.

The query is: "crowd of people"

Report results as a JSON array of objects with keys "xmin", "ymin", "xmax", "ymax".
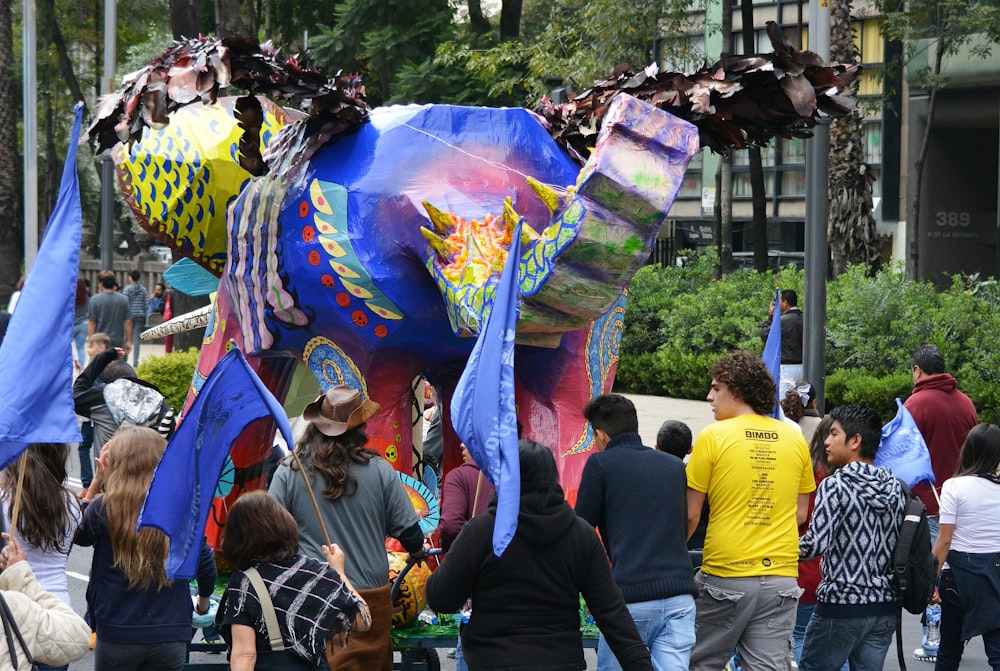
[{"xmin": 1, "ymin": 274, "xmax": 998, "ymax": 671}]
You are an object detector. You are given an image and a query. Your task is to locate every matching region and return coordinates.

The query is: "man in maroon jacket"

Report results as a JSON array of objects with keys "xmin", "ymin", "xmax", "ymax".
[{"xmin": 903, "ymin": 344, "xmax": 978, "ymax": 663}]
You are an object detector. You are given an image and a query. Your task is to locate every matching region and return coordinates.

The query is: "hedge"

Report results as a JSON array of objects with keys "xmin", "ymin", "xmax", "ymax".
[
  {"xmin": 615, "ymin": 252, "xmax": 1000, "ymax": 424},
  {"xmin": 136, "ymin": 348, "xmax": 200, "ymax": 412}
]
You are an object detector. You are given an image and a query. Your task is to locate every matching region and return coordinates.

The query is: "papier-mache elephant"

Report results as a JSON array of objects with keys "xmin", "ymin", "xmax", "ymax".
[{"xmin": 89, "ymin": 32, "xmax": 857, "ymax": 544}]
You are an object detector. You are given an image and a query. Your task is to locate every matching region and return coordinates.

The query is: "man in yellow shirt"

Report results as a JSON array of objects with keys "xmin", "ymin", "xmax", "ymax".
[{"xmin": 686, "ymin": 351, "xmax": 815, "ymax": 671}]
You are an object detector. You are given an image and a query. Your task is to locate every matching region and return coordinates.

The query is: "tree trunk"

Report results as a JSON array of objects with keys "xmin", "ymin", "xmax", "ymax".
[
  {"xmin": 0, "ymin": 0, "xmax": 23, "ymax": 297},
  {"xmin": 499, "ymin": 0, "xmax": 522, "ymax": 40},
  {"xmin": 170, "ymin": 0, "xmax": 205, "ymax": 39},
  {"xmin": 39, "ymin": 0, "xmax": 87, "ymax": 106},
  {"xmin": 720, "ymin": 157, "xmax": 734, "ymax": 277},
  {"xmin": 908, "ymin": 38, "xmax": 947, "ymax": 280},
  {"xmin": 93, "ymin": 0, "xmax": 101, "ymax": 98},
  {"xmin": 468, "ymin": 0, "xmax": 489, "ymax": 33},
  {"xmin": 43, "ymin": 93, "xmax": 58, "ymax": 227},
  {"xmin": 215, "ymin": 0, "xmax": 248, "ymax": 37},
  {"xmin": 827, "ymin": 0, "xmax": 879, "ymax": 276},
  {"xmin": 741, "ymin": 0, "xmax": 768, "ymax": 272}
]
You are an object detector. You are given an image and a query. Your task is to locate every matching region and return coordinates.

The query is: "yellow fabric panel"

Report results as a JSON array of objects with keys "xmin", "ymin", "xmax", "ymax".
[{"xmin": 687, "ymin": 414, "xmax": 815, "ymax": 579}]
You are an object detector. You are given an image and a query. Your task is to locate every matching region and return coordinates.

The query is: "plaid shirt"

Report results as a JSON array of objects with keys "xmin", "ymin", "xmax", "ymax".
[{"xmin": 217, "ymin": 555, "xmax": 366, "ymax": 664}]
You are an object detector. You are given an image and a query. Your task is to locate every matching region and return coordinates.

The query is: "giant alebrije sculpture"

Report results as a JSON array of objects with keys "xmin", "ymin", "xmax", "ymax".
[{"xmin": 89, "ymin": 27, "xmax": 858, "ymax": 546}]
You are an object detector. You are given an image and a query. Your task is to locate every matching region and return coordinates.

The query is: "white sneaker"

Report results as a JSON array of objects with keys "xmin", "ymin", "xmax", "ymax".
[{"xmin": 912, "ymin": 647, "xmax": 937, "ymax": 663}]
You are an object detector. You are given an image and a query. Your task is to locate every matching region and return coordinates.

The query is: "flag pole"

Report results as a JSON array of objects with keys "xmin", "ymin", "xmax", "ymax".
[
  {"xmin": 290, "ymin": 450, "xmax": 332, "ymax": 547},
  {"xmin": 8, "ymin": 454, "xmax": 28, "ymax": 537}
]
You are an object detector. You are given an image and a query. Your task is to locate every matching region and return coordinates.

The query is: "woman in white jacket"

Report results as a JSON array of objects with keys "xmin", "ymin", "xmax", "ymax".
[{"xmin": 0, "ymin": 532, "xmax": 91, "ymax": 670}]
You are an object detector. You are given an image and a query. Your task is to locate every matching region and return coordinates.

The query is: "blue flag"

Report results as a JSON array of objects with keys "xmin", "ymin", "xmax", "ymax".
[
  {"xmin": 138, "ymin": 346, "xmax": 295, "ymax": 579},
  {"xmin": 0, "ymin": 103, "xmax": 85, "ymax": 468},
  {"xmin": 450, "ymin": 224, "xmax": 522, "ymax": 557},
  {"xmin": 876, "ymin": 398, "xmax": 935, "ymax": 488},
  {"xmin": 763, "ymin": 288, "xmax": 782, "ymax": 419}
]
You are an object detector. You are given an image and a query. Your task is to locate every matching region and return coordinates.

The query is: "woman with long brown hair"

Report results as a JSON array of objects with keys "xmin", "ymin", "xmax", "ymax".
[
  {"xmin": 0, "ymin": 443, "xmax": 82, "ymax": 671},
  {"xmin": 1, "ymin": 444, "xmax": 81, "ymax": 601},
  {"xmin": 74, "ymin": 426, "xmax": 217, "ymax": 671},
  {"xmin": 269, "ymin": 385, "xmax": 425, "ymax": 671}
]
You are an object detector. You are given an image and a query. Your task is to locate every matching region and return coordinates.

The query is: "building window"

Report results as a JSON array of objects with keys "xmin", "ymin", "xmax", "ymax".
[{"xmin": 781, "ymin": 170, "xmax": 807, "ymax": 196}]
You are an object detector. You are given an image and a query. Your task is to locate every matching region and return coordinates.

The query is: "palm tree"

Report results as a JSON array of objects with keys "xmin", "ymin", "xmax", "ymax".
[{"xmin": 827, "ymin": 0, "xmax": 880, "ymax": 276}]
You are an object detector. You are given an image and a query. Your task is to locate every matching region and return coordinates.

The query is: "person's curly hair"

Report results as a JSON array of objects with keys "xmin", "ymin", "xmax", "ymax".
[
  {"xmin": 292, "ymin": 423, "xmax": 379, "ymax": 500},
  {"xmin": 708, "ymin": 351, "xmax": 776, "ymax": 415}
]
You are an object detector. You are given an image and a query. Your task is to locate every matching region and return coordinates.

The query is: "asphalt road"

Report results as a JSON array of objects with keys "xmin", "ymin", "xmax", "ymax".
[{"xmin": 58, "ymin": 388, "xmax": 987, "ymax": 669}]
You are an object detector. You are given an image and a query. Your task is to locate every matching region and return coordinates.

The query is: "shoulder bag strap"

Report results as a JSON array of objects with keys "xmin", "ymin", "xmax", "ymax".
[
  {"xmin": 244, "ymin": 567, "xmax": 286, "ymax": 651},
  {"xmin": 0, "ymin": 592, "xmax": 36, "ymax": 669},
  {"xmin": 471, "ymin": 471, "xmax": 484, "ymax": 518}
]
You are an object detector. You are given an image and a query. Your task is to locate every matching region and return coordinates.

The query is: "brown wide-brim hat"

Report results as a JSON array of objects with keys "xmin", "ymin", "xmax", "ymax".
[{"xmin": 303, "ymin": 385, "xmax": 381, "ymax": 437}]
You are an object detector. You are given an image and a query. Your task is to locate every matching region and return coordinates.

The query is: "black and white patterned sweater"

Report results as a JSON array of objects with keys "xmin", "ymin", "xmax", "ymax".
[{"xmin": 799, "ymin": 461, "xmax": 905, "ymax": 616}]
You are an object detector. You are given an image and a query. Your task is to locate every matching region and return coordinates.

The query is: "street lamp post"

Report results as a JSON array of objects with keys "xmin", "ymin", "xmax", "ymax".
[
  {"xmin": 22, "ymin": 0, "xmax": 37, "ymax": 272},
  {"xmin": 804, "ymin": 0, "xmax": 830, "ymax": 413},
  {"xmin": 99, "ymin": 0, "xmax": 116, "ymax": 271}
]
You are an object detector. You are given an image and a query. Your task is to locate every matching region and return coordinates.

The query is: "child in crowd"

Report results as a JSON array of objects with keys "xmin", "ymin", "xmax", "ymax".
[
  {"xmin": 75, "ymin": 426, "xmax": 216, "ymax": 671},
  {"xmin": 76, "ymin": 333, "xmax": 111, "ymax": 494}
]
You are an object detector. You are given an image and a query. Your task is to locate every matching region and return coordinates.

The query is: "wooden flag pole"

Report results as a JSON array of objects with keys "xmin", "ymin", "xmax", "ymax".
[
  {"xmin": 290, "ymin": 450, "xmax": 332, "ymax": 548},
  {"xmin": 9, "ymin": 453, "xmax": 28, "ymax": 538}
]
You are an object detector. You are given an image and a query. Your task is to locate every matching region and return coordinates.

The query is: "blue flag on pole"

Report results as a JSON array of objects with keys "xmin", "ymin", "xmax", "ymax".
[
  {"xmin": 138, "ymin": 346, "xmax": 295, "ymax": 579},
  {"xmin": 450, "ymin": 224, "xmax": 522, "ymax": 557},
  {"xmin": 0, "ymin": 103, "xmax": 85, "ymax": 468},
  {"xmin": 876, "ymin": 398, "xmax": 935, "ymax": 488},
  {"xmin": 763, "ymin": 288, "xmax": 782, "ymax": 419}
]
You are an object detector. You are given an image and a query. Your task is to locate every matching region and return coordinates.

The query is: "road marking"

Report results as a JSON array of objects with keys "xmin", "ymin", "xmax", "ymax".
[{"xmin": 66, "ymin": 571, "xmax": 90, "ymax": 583}]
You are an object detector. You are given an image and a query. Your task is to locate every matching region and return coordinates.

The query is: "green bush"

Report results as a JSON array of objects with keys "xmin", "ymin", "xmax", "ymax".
[
  {"xmin": 825, "ymin": 369, "xmax": 913, "ymax": 421},
  {"xmin": 617, "ymin": 257, "xmax": 1000, "ymax": 424},
  {"xmin": 136, "ymin": 348, "xmax": 200, "ymax": 412}
]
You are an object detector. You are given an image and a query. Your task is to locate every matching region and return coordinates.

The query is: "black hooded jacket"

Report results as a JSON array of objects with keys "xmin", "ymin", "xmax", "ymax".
[{"xmin": 426, "ymin": 483, "xmax": 652, "ymax": 671}]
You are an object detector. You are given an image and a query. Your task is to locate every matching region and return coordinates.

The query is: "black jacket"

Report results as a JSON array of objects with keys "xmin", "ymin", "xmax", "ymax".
[
  {"xmin": 760, "ymin": 307, "xmax": 804, "ymax": 364},
  {"xmin": 575, "ymin": 433, "xmax": 698, "ymax": 603},
  {"xmin": 426, "ymin": 484, "xmax": 653, "ymax": 671}
]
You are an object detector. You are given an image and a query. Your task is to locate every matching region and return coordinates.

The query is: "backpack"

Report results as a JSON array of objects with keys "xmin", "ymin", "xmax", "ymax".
[
  {"xmin": 891, "ymin": 480, "xmax": 937, "ymax": 614},
  {"xmin": 891, "ymin": 480, "xmax": 938, "ymax": 671}
]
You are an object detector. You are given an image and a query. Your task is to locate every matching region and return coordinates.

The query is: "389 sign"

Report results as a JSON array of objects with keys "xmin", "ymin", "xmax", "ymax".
[{"xmin": 935, "ymin": 211, "xmax": 971, "ymax": 227}]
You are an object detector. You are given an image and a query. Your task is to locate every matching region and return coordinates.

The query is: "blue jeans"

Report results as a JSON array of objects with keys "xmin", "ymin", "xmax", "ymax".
[
  {"xmin": 73, "ymin": 319, "xmax": 87, "ymax": 364},
  {"xmin": 922, "ymin": 515, "xmax": 941, "ymax": 654},
  {"xmin": 794, "ymin": 603, "xmax": 848, "ymax": 670},
  {"xmin": 454, "ymin": 634, "xmax": 468, "ymax": 671},
  {"xmin": 598, "ymin": 595, "xmax": 696, "ymax": 671},
  {"xmin": 799, "ymin": 612, "xmax": 896, "ymax": 671},
  {"xmin": 936, "ymin": 569, "xmax": 1000, "ymax": 671},
  {"xmin": 78, "ymin": 420, "xmax": 94, "ymax": 488}
]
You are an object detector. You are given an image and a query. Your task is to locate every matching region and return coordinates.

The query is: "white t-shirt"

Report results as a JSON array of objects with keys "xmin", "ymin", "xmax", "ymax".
[
  {"xmin": 1, "ymin": 495, "xmax": 82, "ymax": 606},
  {"xmin": 939, "ymin": 474, "xmax": 1000, "ymax": 554}
]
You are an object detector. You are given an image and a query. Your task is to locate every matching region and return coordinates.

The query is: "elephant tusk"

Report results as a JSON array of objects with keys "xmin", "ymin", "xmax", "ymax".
[{"xmin": 141, "ymin": 304, "xmax": 213, "ymax": 341}]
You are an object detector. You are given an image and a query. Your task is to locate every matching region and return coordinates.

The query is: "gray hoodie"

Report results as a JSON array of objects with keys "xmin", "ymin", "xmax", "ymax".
[{"xmin": 799, "ymin": 461, "xmax": 905, "ymax": 613}]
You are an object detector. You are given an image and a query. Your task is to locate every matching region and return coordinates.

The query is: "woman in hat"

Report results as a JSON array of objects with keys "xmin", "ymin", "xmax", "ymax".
[{"xmin": 269, "ymin": 385, "xmax": 425, "ymax": 671}]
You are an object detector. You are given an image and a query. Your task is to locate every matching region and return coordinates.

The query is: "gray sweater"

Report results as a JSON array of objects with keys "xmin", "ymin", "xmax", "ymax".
[{"xmin": 269, "ymin": 454, "xmax": 422, "ymax": 590}]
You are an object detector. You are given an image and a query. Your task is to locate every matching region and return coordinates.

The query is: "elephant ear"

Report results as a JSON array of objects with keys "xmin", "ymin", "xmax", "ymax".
[{"xmin": 113, "ymin": 96, "xmax": 302, "ymax": 275}]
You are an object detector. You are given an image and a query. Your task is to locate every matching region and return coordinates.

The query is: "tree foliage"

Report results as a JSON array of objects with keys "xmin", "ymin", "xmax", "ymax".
[{"xmin": 308, "ymin": 0, "xmax": 453, "ymax": 106}]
